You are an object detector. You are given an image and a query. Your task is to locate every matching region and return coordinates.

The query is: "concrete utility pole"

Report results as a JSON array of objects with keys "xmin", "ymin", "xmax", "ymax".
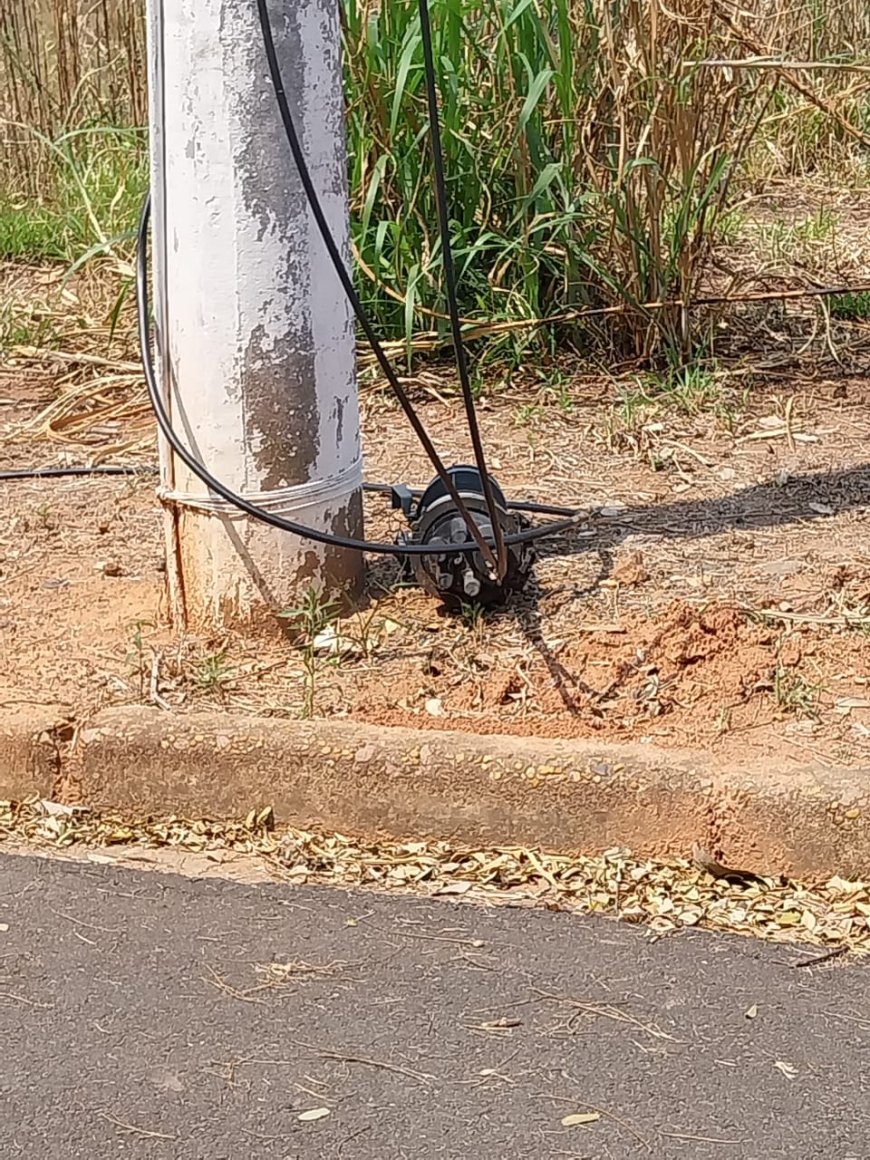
[{"xmin": 145, "ymin": 0, "xmax": 364, "ymax": 632}]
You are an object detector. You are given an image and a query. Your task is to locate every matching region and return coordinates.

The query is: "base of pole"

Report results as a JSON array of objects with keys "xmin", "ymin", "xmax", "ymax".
[{"xmin": 167, "ymin": 489, "xmax": 365, "ymax": 633}]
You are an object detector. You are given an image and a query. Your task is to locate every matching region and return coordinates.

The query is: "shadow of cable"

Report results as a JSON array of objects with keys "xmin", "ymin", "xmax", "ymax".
[
  {"xmin": 504, "ymin": 462, "xmax": 870, "ymax": 713},
  {"xmin": 533, "ymin": 462, "xmax": 870, "ymax": 564}
]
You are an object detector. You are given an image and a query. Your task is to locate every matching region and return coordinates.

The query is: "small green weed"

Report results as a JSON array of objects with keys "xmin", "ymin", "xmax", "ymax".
[
  {"xmin": 794, "ymin": 206, "xmax": 837, "ymax": 245},
  {"xmin": 280, "ymin": 587, "xmax": 340, "ymax": 719},
  {"xmin": 0, "ymin": 302, "xmax": 61, "ymax": 351},
  {"xmin": 35, "ymin": 502, "xmax": 56, "ymax": 531},
  {"xmin": 755, "ymin": 207, "xmax": 837, "ymax": 267},
  {"xmin": 715, "ymin": 206, "xmax": 746, "ymax": 246},
  {"xmin": 513, "ymin": 403, "xmax": 544, "ymax": 427},
  {"xmin": 126, "ymin": 618, "xmax": 155, "ymax": 699},
  {"xmin": 641, "ymin": 362, "xmax": 720, "ymax": 416},
  {"xmin": 460, "ymin": 600, "xmax": 490, "ymax": 647},
  {"xmin": 773, "ymin": 664, "xmax": 821, "ymax": 722},
  {"xmin": 195, "ymin": 649, "xmax": 234, "ymax": 695}
]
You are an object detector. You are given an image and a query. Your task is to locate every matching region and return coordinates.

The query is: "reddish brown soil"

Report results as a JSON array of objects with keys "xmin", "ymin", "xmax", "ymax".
[
  {"xmin": 5, "ymin": 353, "xmax": 870, "ymax": 776},
  {"xmin": 1, "ymin": 375, "xmax": 163, "ymax": 717}
]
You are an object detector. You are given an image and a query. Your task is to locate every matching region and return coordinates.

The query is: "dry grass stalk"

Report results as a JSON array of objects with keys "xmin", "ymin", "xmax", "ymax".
[{"xmin": 0, "ymin": 0, "xmax": 146, "ymax": 193}]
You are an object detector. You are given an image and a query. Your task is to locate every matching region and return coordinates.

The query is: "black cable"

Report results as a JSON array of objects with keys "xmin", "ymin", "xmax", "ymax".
[
  {"xmin": 136, "ymin": 194, "xmax": 583, "ymax": 556},
  {"xmin": 0, "ymin": 465, "xmax": 158, "ymax": 481},
  {"xmin": 415, "ymin": 0, "xmax": 507, "ymax": 581},
  {"xmin": 254, "ymin": 0, "xmax": 496, "ymax": 572},
  {"xmin": 4, "ymin": 5, "xmax": 589, "ymax": 559},
  {"xmin": 2, "ymin": 463, "xmax": 583, "ymax": 521},
  {"xmin": 361, "ymin": 481, "xmax": 581, "ymax": 518}
]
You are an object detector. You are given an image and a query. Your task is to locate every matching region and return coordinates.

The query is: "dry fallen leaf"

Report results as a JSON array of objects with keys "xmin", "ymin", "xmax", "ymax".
[
  {"xmin": 435, "ymin": 880, "xmax": 474, "ymax": 895},
  {"xmin": 745, "ymin": 1004, "xmax": 758, "ymax": 1019},
  {"xmin": 827, "ymin": 876, "xmax": 865, "ymax": 894},
  {"xmin": 470, "ymin": 1018, "xmax": 523, "ymax": 1032},
  {"xmin": 561, "ymin": 1112, "xmax": 601, "ymax": 1127},
  {"xmin": 0, "ymin": 923, "xmax": 8, "ymax": 933},
  {"xmin": 692, "ymin": 843, "xmax": 768, "ymax": 887},
  {"xmin": 297, "ymin": 1108, "xmax": 331, "ymax": 1123},
  {"xmin": 40, "ymin": 800, "xmax": 84, "ymax": 817},
  {"xmin": 3, "ymin": 799, "xmax": 870, "ymax": 955}
]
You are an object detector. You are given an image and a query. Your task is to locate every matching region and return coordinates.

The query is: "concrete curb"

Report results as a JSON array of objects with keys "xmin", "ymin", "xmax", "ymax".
[
  {"xmin": 2, "ymin": 705, "xmax": 869, "ymax": 877},
  {"xmin": 0, "ymin": 710, "xmax": 66, "ymax": 802}
]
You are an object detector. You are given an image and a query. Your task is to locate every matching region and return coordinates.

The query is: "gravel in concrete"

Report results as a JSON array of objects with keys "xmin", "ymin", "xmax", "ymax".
[{"xmin": 1, "ymin": 851, "xmax": 868, "ymax": 1159}]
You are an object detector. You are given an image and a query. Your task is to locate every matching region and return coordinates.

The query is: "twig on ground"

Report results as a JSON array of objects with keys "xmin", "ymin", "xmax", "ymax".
[
  {"xmin": 202, "ymin": 964, "xmax": 266, "ymax": 1005},
  {"xmin": 97, "ymin": 1111, "xmax": 177, "ymax": 1141},
  {"xmin": 789, "ymin": 945, "xmax": 849, "ymax": 969},
  {"xmin": 662, "ymin": 1130, "xmax": 745, "ymax": 1145},
  {"xmin": 311, "ymin": 1047, "xmax": 433, "ymax": 1085},
  {"xmin": 533, "ymin": 989, "xmax": 674, "ymax": 1042},
  {"xmin": 150, "ymin": 652, "xmax": 171, "ymax": 712},
  {"xmin": 0, "ymin": 990, "xmax": 53, "ymax": 1009}
]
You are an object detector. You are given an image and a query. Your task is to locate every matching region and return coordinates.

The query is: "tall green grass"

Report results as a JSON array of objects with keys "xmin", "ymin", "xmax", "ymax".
[
  {"xmin": 1, "ymin": 0, "xmax": 868, "ymax": 369},
  {"xmin": 343, "ymin": 0, "xmax": 767, "ymax": 364},
  {"xmin": 0, "ymin": 123, "xmax": 147, "ymax": 263}
]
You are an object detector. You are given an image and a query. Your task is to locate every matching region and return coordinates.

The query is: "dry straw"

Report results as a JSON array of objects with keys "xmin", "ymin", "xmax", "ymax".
[
  {"xmin": 2, "ymin": 0, "xmax": 869, "ymax": 364},
  {"xmin": 0, "ymin": 0, "xmax": 146, "ymax": 193}
]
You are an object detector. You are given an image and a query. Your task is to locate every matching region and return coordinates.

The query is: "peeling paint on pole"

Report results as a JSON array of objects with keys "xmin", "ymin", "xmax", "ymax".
[{"xmin": 148, "ymin": 0, "xmax": 364, "ymax": 629}]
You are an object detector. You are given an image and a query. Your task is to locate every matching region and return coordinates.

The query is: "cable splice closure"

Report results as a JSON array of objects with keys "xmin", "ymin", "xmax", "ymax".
[
  {"xmin": 136, "ymin": 194, "xmax": 583, "ymax": 557},
  {"xmin": 415, "ymin": 0, "xmax": 508, "ymax": 582}
]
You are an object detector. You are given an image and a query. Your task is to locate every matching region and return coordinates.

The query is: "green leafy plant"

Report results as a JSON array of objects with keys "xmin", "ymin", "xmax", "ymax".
[
  {"xmin": 280, "ymin": 587, "xmax": 340, "ymax": 719},
  {"xmin": 126, "ymin": 617, "xmax": 154, "ymax": 699},
  {"xmin": 342, "ymin": 0, "xmax": 769, "ymax": 366},
  {"xmin": 195, "ymin": 649, "xmax": 234, "ymax": 696},
  {"xmin": 830, "ymin": 290, "xmax": 870, "ymax": 321},
  {"xmin": 773, "ymin": 664, "xmax": 822, "ymax": 722}
]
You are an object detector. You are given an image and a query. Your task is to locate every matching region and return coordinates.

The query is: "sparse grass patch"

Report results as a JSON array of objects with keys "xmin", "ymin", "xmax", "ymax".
[
  {"xmin": 773, "ymin": 664, "xmax": 822, "ymax": 721},
  {"xmin": 280, "ymin": 587, "xmax": 340, "ymax": 719},
  {"xmin": 752, "ymin": 206, "xmax": 839, "ymax": 269},
  {"xmin": 636, "ymin": 360, "xmax": 745, "ymax": 425},
  {"xmin": 194, "ymin": 649, "xmax": 235, "ymax": 695},
  {"xmin": 126, "ymin": 617, "xmax": 155, "ymax": 699},
  {"xmin": 648, "ymin": 363, "xmax": 723, "ymax": 417},
  {"xmin": 0, "ymin": 294, "xmax": 61, "ymax": 351}
]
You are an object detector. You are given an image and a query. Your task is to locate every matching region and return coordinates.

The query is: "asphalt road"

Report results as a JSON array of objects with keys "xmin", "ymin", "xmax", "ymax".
[{"xmin": 1, "ymin": 850, "xmax": 868, "ymax": 1160}]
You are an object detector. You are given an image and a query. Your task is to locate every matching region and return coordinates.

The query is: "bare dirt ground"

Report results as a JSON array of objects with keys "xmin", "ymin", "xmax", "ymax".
[
  {"xmin": 5, "ymin": 352, "xmax": 870, "ymax": 776},
  {"xmin": 4, "ymin": 176, "xmax": 870, "ymax": 774}
]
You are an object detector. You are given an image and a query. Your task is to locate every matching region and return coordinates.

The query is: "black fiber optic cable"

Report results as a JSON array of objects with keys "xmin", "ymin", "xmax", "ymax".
[
  {"xmin": 254, "ymin": 0, "xmax": 497, "ymax": 571},
  {"xmin": 4, "ymin": 2, "xmax": 590, "ymax": 562},
  {"xmin": 0, "ymin": 465, "xmax": 158, "ymax": 481},
  {"xmin": 136, "ymin": 195, "xmax": 582, "ymax": 556},
  {"xmin": 0, "ymin": 464, "xmax": 582, "ymax": 521},
  {"xmin": 415, "ymin": 0, "xmax": 508, "ymax": 581}
]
